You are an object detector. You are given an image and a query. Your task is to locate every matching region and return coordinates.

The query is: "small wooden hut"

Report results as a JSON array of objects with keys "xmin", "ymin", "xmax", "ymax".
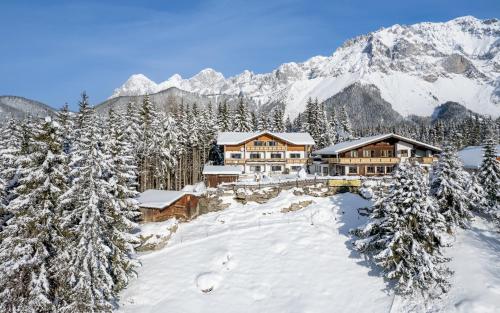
[
  {"xmin": 137, "ymin": 190, "xmax": 199, "ymax": 222},
  {"xmin": 202, "ymin": 164, "xmax": 242, "ymax": 187}
]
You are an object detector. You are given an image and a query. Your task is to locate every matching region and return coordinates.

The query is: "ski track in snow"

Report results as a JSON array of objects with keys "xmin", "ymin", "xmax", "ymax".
[{"xmin": 118, "ymin": 190, "xmax": 500, "ymax": 313}]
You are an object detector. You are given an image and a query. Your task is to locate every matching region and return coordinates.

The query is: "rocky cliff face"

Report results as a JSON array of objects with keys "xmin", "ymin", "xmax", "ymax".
[{"xmin": 110, "ymin": 16, "xmax": 500, "ymax": 119}]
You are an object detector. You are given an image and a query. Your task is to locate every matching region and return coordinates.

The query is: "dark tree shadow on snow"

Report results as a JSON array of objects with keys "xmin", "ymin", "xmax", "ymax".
[{"xmin": 330, "ymin": 194, "xmax": 396, "ymax": 293}]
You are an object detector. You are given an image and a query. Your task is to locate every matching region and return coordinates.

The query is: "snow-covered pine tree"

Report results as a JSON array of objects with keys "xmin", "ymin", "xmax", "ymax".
[
  {"xmin": 75, "ymin": 92, "xmax": 92, "ymax": 138},
  {"xmin": 352, "ymin": 161, "xmax": 451, "ymax": 296},
  {"xmin": 466, "ymin": 175, "xmax": 487, "ymax": 213},
  {"xmin": 105, "ymin": 108, "xmax": 141, "ymax": 292},
  {"xmin": 271, "ymin": 106, "xmax": 285, "ymax": 132},
  {"xmin": 301, "ymin": 97, "xmax": 315, "ymax": 134},
  {"xmin": 292, "ymin": 113, "xmax": 302, "ymax": 132},
  {"xmin": 57, "ymin": 103, "xmax": 75, "ymax": 156},
  {"xmin": 0, "ymin": 119, "xmax": 22, "ymax": 209},
  {"xmin": 257, "ymin": 111, "xmax": 270, "ymax": 131},
  {"xmin": 315, "ymin": 103, "xmax": 336, "ymax": 149},
  {"xmin": 157, "ymin": 112, "xmax": 180, "ymax": 188},
  {"xmin": 285, "ymin": 116, "xmax": 293, "ymax": 132},
  {"xmin": 337, "ymin": 106, "xmax": 353, "ymax": 142},
  {"xmin": 233, "ymin": 97, "xmax": 252, "ymax": 132},
  {"xmin": 0, "ymin": 175, "xmax": 6, "ymax": 231},
  {"xmin": 251, "ymin": 111, "xmax": 259, "ymax": 131},
  {"xmin": 430, "ymin": 143, "xmax": 474, "ymax": 230},
  {"xmin": 58, "ymin": 107, "xmax": 122, "ymax": 313},
  {"xmin": 125, "ymin": 101, "xmax": 142, "ymax": 158},
  {"xmin": 477, "ymin": 132, "xmax": 500, "ymax": 225},
  {"xmin": 217, "ymin": 100, "xmax": 232, "ymax": 132},
  {"xmin": 0, "ymin": 116, "xmax": 68, "ymax": 312}
]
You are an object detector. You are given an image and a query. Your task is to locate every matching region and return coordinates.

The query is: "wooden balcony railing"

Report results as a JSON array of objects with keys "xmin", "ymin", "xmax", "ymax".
[
  {"xmin": 409, "ymin": 157, "xmax": 436, "ymax": 164},
  {"xmin": 224, "ymin": 159, "xmax": 245, "ymax": 165},
  {"xmin": 246, "ymin": 146, "xmax": 285, "ymax": 151},
  {"xmin": 326, "ymin": 157, "xmax": 400, "ymax": 164},
  {"xmin": 286, "ymin": 158, "xmax": 308, "ymax": 164},
  {"xmin": 246, "ymin": 158, "xmax": 285, "ymax": 162}
]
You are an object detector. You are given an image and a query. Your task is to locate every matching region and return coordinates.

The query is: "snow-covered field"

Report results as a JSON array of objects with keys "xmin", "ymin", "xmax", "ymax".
[{"xmin": 118, "ymin": 190, "xmax": 500, "ymax": 313}]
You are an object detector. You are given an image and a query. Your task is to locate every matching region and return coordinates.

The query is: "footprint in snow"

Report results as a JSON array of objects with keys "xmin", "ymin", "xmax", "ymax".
[{"xmin": 196, "ymin": 272, "xmax": 223, "ymax": 294}]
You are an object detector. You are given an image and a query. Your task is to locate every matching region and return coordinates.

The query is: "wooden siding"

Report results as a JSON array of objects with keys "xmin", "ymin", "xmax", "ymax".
[
  {"xmin": 225, "ymin": 145, "xmax": 243, "ymax": 151},
  {"xmin": 140, "ymin": 194, "xmax": 199, "ymax": 222},
  {"xmin": 339, "ymin": 140, "xmax": 396, "ymax": 158},
  {"xmin": 287, "ymin": 145, "xmax": 306, "ymax": 151},
  {"xmin": 205, "ymin": 174, "xmax": 239, "ymax": 188}
]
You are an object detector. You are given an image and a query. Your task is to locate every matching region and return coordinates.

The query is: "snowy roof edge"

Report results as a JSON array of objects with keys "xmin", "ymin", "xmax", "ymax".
[
  {"xmin": 202, "ymin": 164, "xmax": 243, "ymax": 175},
  {"xmin": 217, "ymin": 131, "xmax": 315, "ymax": 145},
  {"xmin": 137, "ymin": 189, "xmax": 191, "ymax": 209}
]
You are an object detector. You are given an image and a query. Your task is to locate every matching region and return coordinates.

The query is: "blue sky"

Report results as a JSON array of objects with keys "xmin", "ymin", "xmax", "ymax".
[{"xmin": 1, "ymin": 0, "xmax": 498, "ymax": 110}]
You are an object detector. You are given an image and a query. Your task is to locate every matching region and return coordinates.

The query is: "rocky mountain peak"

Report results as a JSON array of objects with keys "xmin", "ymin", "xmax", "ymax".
[{"xmin": 109, "ymin": 16, "xmax": 499, "ymax": 119}]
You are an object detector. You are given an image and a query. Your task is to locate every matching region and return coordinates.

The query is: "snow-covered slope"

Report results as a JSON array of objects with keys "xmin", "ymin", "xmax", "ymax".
[
  {"xmin": 0, "ymin": 96, "xmax": 55, "ymax": 121},
  {"xmin": 118, "ymin": 190, "xmax": 500, "ymax": 313},
  {"xmin": 110, "ymin": 16, "xmax": 500, "ymax": 118}
]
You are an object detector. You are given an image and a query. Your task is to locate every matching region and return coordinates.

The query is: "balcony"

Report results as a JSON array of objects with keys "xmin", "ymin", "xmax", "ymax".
[
  {"xmin": 246, "ymin": 146, "xmax": 285, "ymax": 151},
  {"xmin": 286, "ymin": 158, "xmax": 308, "ymax": 164},
  {"xmin": 326, "ymin": 157, "xmax": 400, "ymax": 164},
  {"xmin": 410, "ymin": 157, "xmax": 436, "ymax": 164},
  {"xmin": 224, "ymin": 159, "xmax": 245, "ymax": 165},
  {"xmin": 246, "ymin": 158, "xmax": 285, "ymax": 162}
]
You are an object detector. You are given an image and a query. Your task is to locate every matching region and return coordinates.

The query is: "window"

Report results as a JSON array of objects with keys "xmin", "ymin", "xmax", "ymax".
[
  {"xmin": 250, "ymin": 153, "xmax": 261, "ymax": 159},
  {"xmin": 348, "ymin": 166, "xmax": 358, "ymax": 174},
  {"xmin": 366, "ymin": 166, "xmax": 375, "ymax": 174},
  {"xmin": 270, "ymin": 153, "xmax": 282, "ymax": 159},
  {"xmin": 267, "ymin": 141, "xmax": 277, "ymax": 146},
  {"xmin": 385, "ymin": 166, "xmax": 394, "ymax": 174},
  {"xmin": 376, "ymin": 166, "xmax": 385, "ymax": 174},
  {"xmin": 230, "ymin": 153, "xmax": 242, "ymax": 159},
  {"xmin": 253, "ymin": 141, "xmax": 264, "ymax": 146},
  {"xmin": 250, "ymin": 165, "xmax": 262, "ymax": 172},
  {"xmin": 271, "ymin": 165, "xmax": 282, "ymax": 172},
  {"xmin": 363, "ymin": 150, "xmax": 371, "ymax": 157},
  {"xmin": 322, "ymin": 167, "xmax": 329, "ymax": 175},
  {"xmin": 289, "ymin": 153, "xmax": 301, "ymax": 159},
  {"xmin": 382, "ymin": 150, "xmax": 393, "ymax": 157},
  {"xmin": 291, "ymin": 166, "xmax": 302, "ymax": 172},
  {"xmin": 398, "ymin": 150, "xmax": 408, "ymax": 157},
  {"xmin": 350, "ymin": 150, "xmax": 358, "ymax": 157}
]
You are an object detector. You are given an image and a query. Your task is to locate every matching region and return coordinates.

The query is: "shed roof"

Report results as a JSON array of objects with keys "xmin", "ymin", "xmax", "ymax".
[
  {"xmin": 202, "ymin": 164, "xmax": 243, "ymax": 175},
  {"xmin": 313, "ymin": 133, "xmax": 441, "ymax": 155},
  {"xmin": 217, "ymin": 131, "xmax": 315, "ymax": 145},
  {"xmin": 458, "ymin": 145, "xmax": 500, "ymax": 169},
  {"xmin": 137, "ymin": 190, "xmax": 188, "ymax": 209}
]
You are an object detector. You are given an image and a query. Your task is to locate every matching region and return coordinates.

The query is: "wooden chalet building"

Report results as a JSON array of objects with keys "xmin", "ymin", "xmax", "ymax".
[
  {"xmin": 217, "ymin": 131, "xmax": 315, "ymax": 174},
  {"xmin": 137, "ymin": 190, "xmax": 199, "ymax": 222},
  {"xmin": 312, "ymin": 133, "xmax": 441, "ymax": 176}
]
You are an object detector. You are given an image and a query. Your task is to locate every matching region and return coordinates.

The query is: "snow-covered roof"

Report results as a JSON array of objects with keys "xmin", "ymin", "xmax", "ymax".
[
  {"xmin": 202, "ymin": 164, "xmax": 243, "ymax": 175},
  {"xmin": 217, "ymin": 131, "xmax": 315, "ymax": 145},
  {"xmin": 313, "ymin": 133, "xmax": 441, "ymax": 155},
  {"xmin": 458, "ymin": 145, "xmax": 500, "ymax": 169},
  {"xmin": 137, "ymin": 190, "xmax": 188, "ymax": 209}
]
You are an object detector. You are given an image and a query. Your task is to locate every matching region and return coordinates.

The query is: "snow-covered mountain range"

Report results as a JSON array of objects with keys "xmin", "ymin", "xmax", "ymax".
[{"xmin": 111, "ymin": 16, "xmax": 500, "ymax": 118}]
